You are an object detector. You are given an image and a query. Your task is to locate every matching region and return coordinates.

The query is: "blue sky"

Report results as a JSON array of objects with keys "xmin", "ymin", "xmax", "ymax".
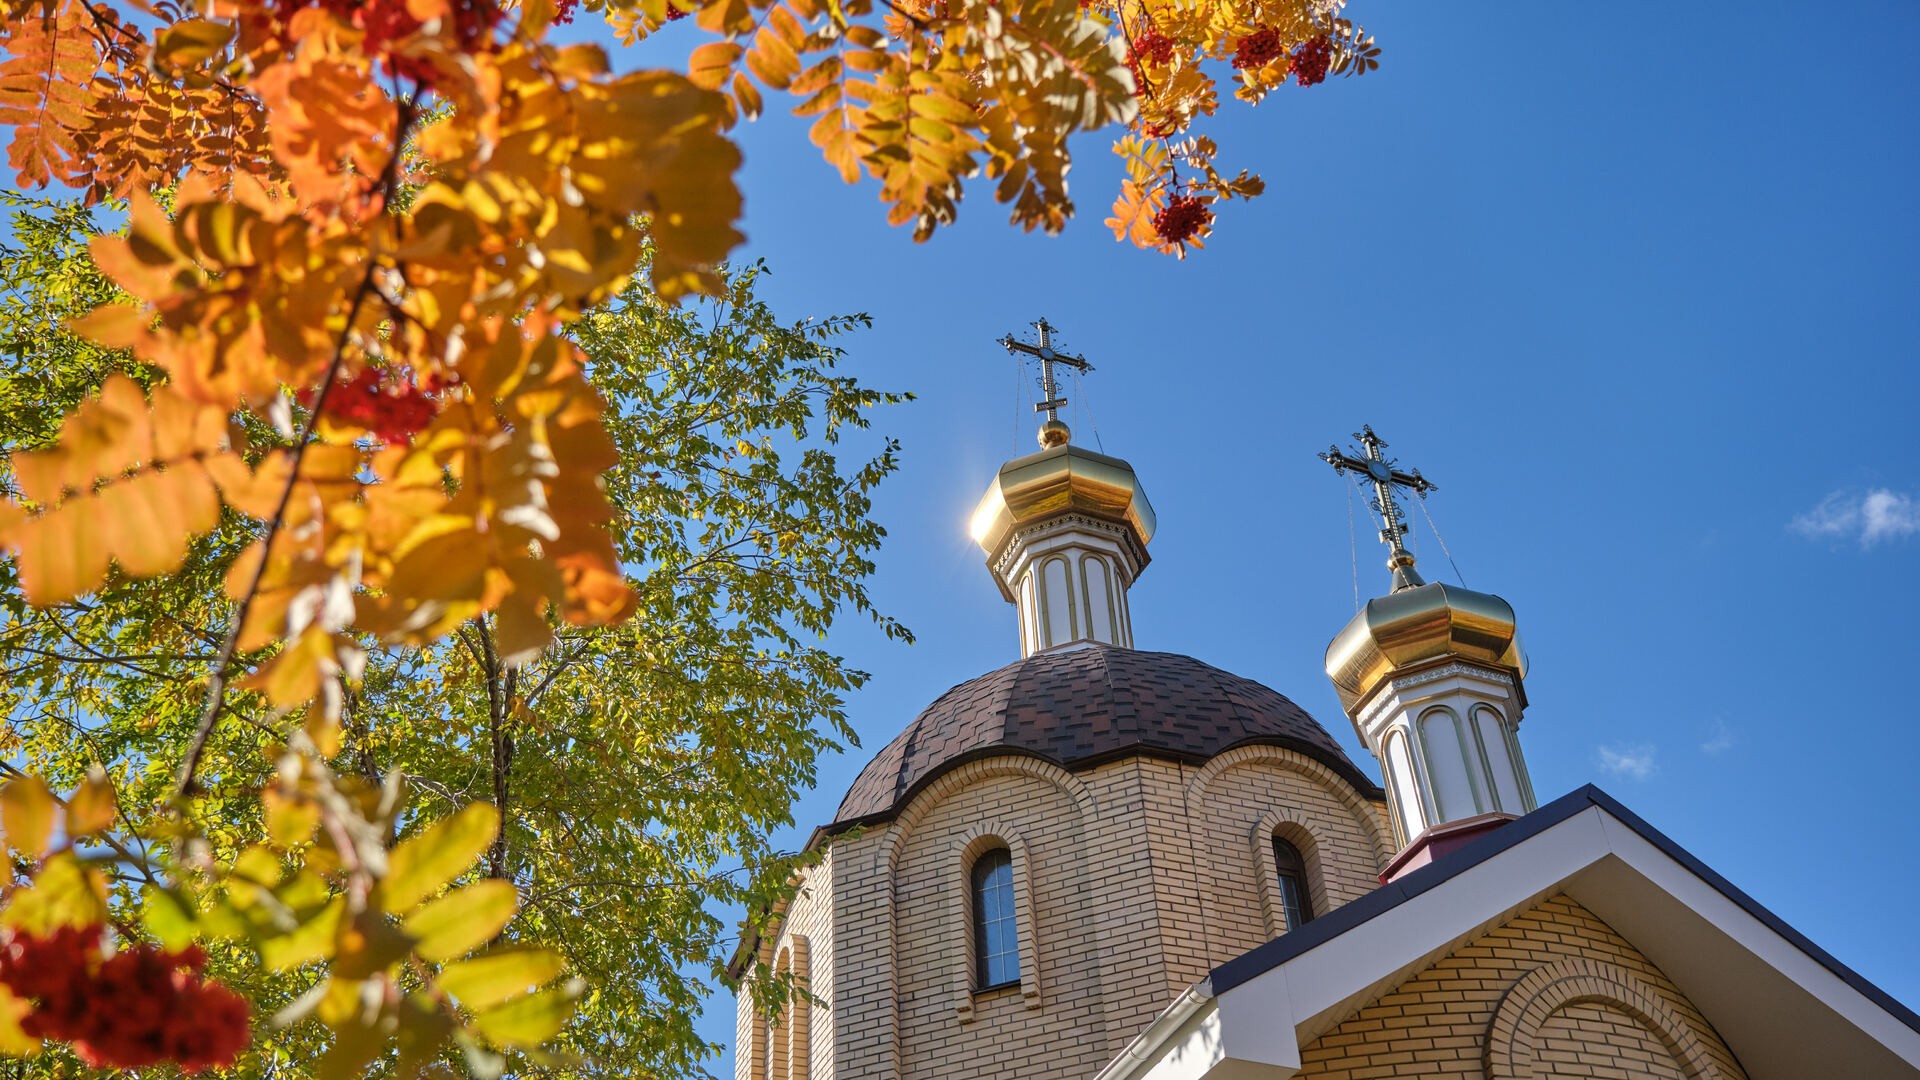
[
  {"xmin": 4, "ymin": 1, "xmax": 1914, "ymax": 1072},
  {"xmin": 650, "ymin": 0, "xmax": 1920, "ymax": 1070}
]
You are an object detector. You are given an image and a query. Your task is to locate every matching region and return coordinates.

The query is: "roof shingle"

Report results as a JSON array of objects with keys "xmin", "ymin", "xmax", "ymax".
[{"xmin": 834, "ymin": 643, "xmax": 1380, "ymax": 825}]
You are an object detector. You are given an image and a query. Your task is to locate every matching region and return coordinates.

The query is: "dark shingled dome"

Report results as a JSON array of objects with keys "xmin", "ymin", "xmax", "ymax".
[{"xmin": 834, "ymin": 644, "xmax": 1381, "ymax": 825}]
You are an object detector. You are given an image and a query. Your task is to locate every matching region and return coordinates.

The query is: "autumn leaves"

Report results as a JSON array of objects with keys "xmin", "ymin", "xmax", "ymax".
[{"xmin": 0, "ymin": 0, "xmax": 1377, "ymax": 1071}]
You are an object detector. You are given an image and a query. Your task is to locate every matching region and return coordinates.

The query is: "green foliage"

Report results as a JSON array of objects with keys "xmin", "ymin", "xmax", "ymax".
[{"xmin": 0, "ymin": 198, "xmax": 908, "ymax": 1077}]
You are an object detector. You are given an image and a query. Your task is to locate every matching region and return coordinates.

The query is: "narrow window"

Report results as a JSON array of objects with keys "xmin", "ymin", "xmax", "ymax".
[
  {"xmin": 971, "ymin": 848, "xmax": 1019, "ymax": 989},
  {"xmin": 1271, "ymin": 837, "xmax": 1314, "ymax": 930}
]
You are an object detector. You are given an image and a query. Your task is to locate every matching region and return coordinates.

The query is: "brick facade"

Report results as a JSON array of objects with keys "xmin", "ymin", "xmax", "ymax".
[
  {"xmin": 738, "ymin": 747, "xmax": 1391, "ymax": 1080},
  {"xmin": 1296, "ymin": 893, "xmax": 1748, "ymax": 1080}
]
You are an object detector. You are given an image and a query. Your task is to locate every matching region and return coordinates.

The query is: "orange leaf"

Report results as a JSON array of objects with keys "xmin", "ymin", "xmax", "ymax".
[
  {"xmin": 1105, "ymin": 179, "xmax": 1163, "ymax": 249},
  {"xmin": 688, "ymin": 41, "xmax": 743, "ymax": 91},
  {"xmin": 1, "ymin": 376, "xmax": 240, "ymax": 605}
]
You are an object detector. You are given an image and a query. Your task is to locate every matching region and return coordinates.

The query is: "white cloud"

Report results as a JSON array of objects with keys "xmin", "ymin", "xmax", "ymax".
[
  {"xmin": 1700, "ymin": 718, "xmax": 1735, "ymax": 756},
  {"xmin": 1791, "ymin": 488, "xmax": 1920, "ymax": 547},
  {"xmin": 1597, "ymin": 743, "xmax": 1657, "ymax": 780}
]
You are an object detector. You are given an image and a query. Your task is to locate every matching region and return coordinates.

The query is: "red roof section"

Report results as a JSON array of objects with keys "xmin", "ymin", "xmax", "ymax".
[{"xmin": 834, "ymin": 644, "xmax": 1380, "ymax": 825}]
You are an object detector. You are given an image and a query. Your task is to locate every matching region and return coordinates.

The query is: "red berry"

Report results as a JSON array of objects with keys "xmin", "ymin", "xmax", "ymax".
[
  {"xmin": 272, "ymin": 0, "xmax": 505, "ymax": 89},
  {"xmin": 0, "ymin": 925, "xmax": 99, "ymax": 1040},
  {"xmin": 1293, "ymin": 34, "xmax": 1332, "ymax": 86},
  {"xmin": 0, "ymin": 928, "xmax": 249, "ymax": 1074},
  {"xmin": 302, "ymin": 366, "xmax": 449, "ymax": 445},
  {"xmin": 1150, "ymin": 194, "xmax": 1212, "ymax": 247},
  {"xmin": 1130, "ymin": 28, "xmax": 1175, "ymax": 67},
  {"xmin": 1231, "ymin": 27, "xmax": 1283, "ymax": 71}
]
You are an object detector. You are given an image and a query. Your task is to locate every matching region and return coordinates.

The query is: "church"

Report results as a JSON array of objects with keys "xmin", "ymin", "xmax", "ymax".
[{"xmin": 730, "ymin": 325, "xmax": 1920, "ymax": 1080}]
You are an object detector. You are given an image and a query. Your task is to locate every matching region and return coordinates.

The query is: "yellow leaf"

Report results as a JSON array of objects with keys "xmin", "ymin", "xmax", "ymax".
[
  {"xmin": 438, "ymin": 948, "xmax": 565, "ymax": 1010},
  {"xmin": 696, "ymin": 0, "xmax": 754, "ymax": 34},
  {"xmin": 3, "ymin": 854, "xmax": 109, "ymax": 934},
  {"xmin": 470, "ymin": 978, "xmax": 585, "ymax": 1048},
  {"xmin": 262, "ymin": 897, "xmax": 343, "ymax": 972},
  {"xmin": 264, "ymin": 787, "xmax": 320, "ymax": 848},
  {"xmin": 64, "ymin": 768, "xmax": 116, "ymax": 837},
  {"xmin": 381, "ymin": 802, "xmax": 499, "ymax": 915},
  {"xmin": 401, "ymin": 879, "xmax": 517, "ymax": 963},
  {"xmin": 0, "ymin": 776, "xmax": 54, "ymax": 858},
  {"xmin": 386, "ymin": 519, "xmax": 490, "ymax": 607},
  {"xmin": 142, "ymin": 886, "xmax": 198, "ymax": 950},
  {"xmin": 152, "ymin": 18, "xmax": 235, "ymax": 70},
  {"xmin": 0, "ymin": 987, "xmax": 37, "ymax": 1056},
  {"xmin": 238, "ymin": 626, "xmax": 339, "ymax": 710}
]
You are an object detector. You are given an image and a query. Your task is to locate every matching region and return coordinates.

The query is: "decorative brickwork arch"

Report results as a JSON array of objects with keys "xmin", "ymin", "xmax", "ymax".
[
  {"xmin": 879, "ymin": 753, "xmax": 1096, "ymax": 876},
  {"xmin": 950, "ymin": 825, "xmax": 1042, "ymax": 1020},
  {"xmin": 871, "ymin": 754, "xmax": 1094, "ymax": 1068},
  {"xmin": 1188, "ymin": 745, "xmax": 1393, "ymax": 864},
  {"xmin": 769, "ymin": 936, "xmax": 812, "ymax": 1080},
  {"xmin": 1484, "ymin": 958, "xmax": 1722, "ymax": 1080},
  {"xmin": 1250, "ymin": 809, "xmax": 1328, "ymax": 939}
]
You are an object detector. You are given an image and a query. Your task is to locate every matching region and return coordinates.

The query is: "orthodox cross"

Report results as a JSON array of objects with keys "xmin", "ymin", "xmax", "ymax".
[
  {"xmin": 1320, "ymin": 425, "xmax": 1437, "ymax": 592},
  {"xmin": 1000, "ymin": 318, "xmax": 1093, "ymax": 426}
]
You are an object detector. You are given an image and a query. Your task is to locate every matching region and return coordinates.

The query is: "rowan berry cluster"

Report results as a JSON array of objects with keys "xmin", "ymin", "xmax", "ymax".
[
  {"xmin": 310, "ymin": 367, "xmax": 451, "ymax": 445},
  {"xmin": 1151, "ymin": 194, "xmax": 1211, "ymax": 246},
  {"xmin": 1231, "ymin": 27, "xmax": 1284, "ymax": 71},
  {"xmin": 1130, "ymin": 28, "xmax": 1176, "ymax": 67},
  {"xmin": 273, "ymin": 0, "xmax": 505, "ymax": 86},
  {"xmin": 0, "ymin": 926, "xmax": 250, "ymax": 1074},
  {"xmin": 1292, "ymin": 34, "xmax": 1332, "ymax": 86}
]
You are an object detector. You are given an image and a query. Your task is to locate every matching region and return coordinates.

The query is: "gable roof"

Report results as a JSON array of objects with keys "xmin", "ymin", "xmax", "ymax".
[{"xmin": 1098, "ymin": 785, "xmax": 1920, "ymax": 1080}]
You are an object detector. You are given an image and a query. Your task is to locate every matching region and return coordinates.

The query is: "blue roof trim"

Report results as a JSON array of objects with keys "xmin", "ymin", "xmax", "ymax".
[{"xmin": 1207, "ymin": 785, "xmax": 1920, "ymax": 1039}]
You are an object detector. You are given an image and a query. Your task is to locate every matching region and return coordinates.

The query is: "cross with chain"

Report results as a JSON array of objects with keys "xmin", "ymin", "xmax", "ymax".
[
  {"xmin": 1320, "ymin": 425, "xmax": 1437, "ymax": 592},
  {"xmin": 1000, "ymin": 318, "xmax": 1093, "ymax": 446}
]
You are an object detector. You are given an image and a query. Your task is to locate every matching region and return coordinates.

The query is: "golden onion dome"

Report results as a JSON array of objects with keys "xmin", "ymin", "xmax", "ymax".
[
  {"xmin": 969, "ymin": 442, "xmax": 1155, "ymax": 567},
  {"xmin": 1324, "ymin": 581, "xmax": 1528, "ymax": 712}
]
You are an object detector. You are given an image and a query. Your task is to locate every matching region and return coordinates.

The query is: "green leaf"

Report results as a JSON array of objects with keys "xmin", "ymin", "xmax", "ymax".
[
  {"xmin": 381, "ymin": 803, "xmax": 498, "ymax": 915},
  {"xmin": 438, "ymin": 948, "xmax": 565, "ymax": 1010},
  {"xmin": 262, "ymin": 896, "xmax": 344, "ymax": 971},
  {"xmin": 0, "ymin": 776, "xmax": 54, "ymax": 858},
  {"xmin": 401, "ymin": 879, "xmax": 517, "ymax": 963},
  {"xmin": 470, "ymin": 978, "xmax": 585, "ymax": 1048},
  {"xmin": 141, "ymin": 885, "xmax": 198, "ymax": 950}
]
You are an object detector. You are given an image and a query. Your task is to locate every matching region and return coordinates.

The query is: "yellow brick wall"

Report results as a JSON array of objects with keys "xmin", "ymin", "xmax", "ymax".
[
  {"xmin": 740, "ymin": 748, "xmax": 1391, "ymax": 1080},
  {"xmin": 1164, "ymin": 747, "xmax": 1396, "ymax": 983},
  {"xmin": 1533, "ymin": 1002, "xmax": 1686, "ymax": 1079},
  {"xmin": 736, "ymin": 850, "xmax": 835, "ymax": 1080},
  {"xmin": 1296, "ymin": 893, "xmax": 1747, "ymax": 1080}
]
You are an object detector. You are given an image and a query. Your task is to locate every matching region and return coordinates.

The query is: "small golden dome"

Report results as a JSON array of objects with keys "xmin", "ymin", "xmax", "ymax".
[
  {"xmin": 1037, "ymin": 418, "xmax": 1072, "ymax": 448},
  {"xmin": 969, "ymin": 443, "xmax": 1155, "ymax": 564},
  {"xmin": 1324, "ymin": 582, "xmax": 1528, "ymax": 712}
]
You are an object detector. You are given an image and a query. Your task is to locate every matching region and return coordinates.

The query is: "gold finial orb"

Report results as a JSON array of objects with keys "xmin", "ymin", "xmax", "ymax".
[{"xmin": 1037, "ymin": 419, "xmax": 1072, "ymax": 449}]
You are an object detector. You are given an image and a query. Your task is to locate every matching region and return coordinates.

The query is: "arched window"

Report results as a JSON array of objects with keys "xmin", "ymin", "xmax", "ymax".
[
  {"xmin": 1272, "ymin": 837, "xmax": 1314, "ymax": 930},
  {"xmin": 971, "ymin": 848, "xmax": 1020, "ymax": 989}
]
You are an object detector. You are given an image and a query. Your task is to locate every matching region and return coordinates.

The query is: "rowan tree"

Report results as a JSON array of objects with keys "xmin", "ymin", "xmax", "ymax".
[
  {"xmin": 0, "ymin": 192, "xmax": 904, "ymax": 1077},
  {"xmin": 0, "ymin": 0, "xmax": 1376, "ymax": 1072}
]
